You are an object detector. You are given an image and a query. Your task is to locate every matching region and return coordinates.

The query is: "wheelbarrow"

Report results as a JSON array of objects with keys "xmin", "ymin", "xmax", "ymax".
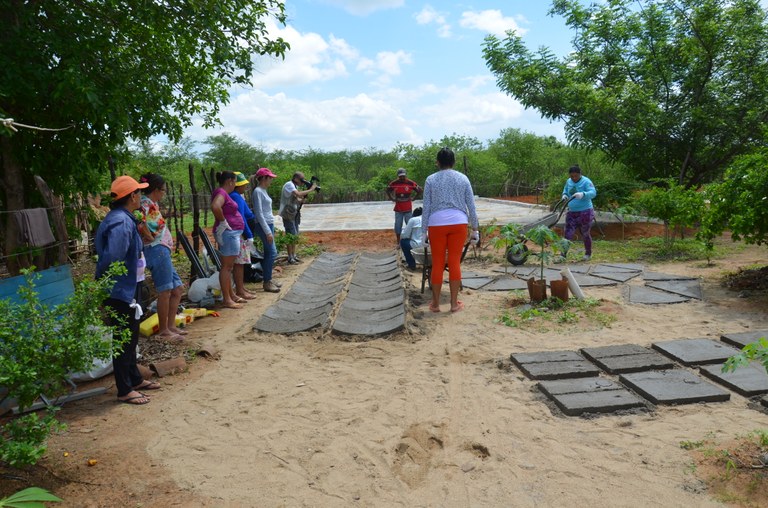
[
  {"xmin": 506, "ymin": 196, "xmax": 574, "ymax": 265},
  {"xmin": 413, "ymin": 239, "xmax": 473, "ymax": 294}
]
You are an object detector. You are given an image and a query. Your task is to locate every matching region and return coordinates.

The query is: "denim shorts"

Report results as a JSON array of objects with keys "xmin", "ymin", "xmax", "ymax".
[
  {"xmin": 143, "ymin": 244, "xmax": 183, "ymax": 293},
  {"xmin": 283, "ymin": 219, "xmax": 299, "ymax": 236},
  {"xmin": 215, "ymin": 228, "xmax": 243, "ymax": 257}
]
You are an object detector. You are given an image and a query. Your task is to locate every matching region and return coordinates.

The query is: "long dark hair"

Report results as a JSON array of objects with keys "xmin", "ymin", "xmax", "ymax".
[
  {"xmin": 437, "ymin": 147, "xmax": 455, "ymax": 169},
  {"xmin": 139, "ymin": 173, "xmax": 165, "ymax": 194},
  {"xmin": 216, "ymin": 171, "xmax": 236, "ymax": 185}
]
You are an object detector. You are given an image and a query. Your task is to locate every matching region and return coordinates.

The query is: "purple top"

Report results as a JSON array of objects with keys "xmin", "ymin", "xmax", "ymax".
[{"xmin": 212, "ymin": 187, "xmax": 245, "ymax": 232}]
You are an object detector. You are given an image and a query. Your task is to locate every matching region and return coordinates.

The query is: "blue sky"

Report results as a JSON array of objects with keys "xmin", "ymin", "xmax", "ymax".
[{"xmin": 186, "ymin": 1, "xmax": 576, "ymax": 152}]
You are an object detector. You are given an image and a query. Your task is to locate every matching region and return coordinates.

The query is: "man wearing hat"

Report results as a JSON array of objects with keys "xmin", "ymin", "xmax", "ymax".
[
  {"xmin": 95, "ymin": 175, "xmax": 156, "ymax": 405},
  {"xmin": 386, "ymin": 168, "xmax": 422, "ymax": 244},
  {"xmin": 561, "ymin": 164, "xmax": 597, "ymax": 261}
]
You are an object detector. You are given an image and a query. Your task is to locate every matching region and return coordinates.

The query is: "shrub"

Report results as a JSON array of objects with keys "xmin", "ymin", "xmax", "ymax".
[{"xmin": 0, "ymin": 264, "xmax": 128, "ymax": 468}]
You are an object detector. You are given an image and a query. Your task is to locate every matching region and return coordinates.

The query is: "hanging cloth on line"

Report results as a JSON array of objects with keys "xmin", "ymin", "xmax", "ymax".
[{"xmin": 14, "ymin": 208, "xmax": 56, "ymax": 247}]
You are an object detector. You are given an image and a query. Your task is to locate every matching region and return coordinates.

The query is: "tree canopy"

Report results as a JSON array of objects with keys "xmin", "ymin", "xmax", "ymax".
[
  {"xmin": 483, "ymin": 0, "xmax": 768, "ymax": 187},
  {"xmin": 0, "ymin": 0, "xmax": 289, "ymax": 270}
]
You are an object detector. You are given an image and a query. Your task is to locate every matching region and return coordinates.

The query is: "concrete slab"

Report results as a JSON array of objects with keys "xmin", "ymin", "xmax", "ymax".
[
  {"xmin": 484, "ymin": 277, "xmax": 529, "ymax": 291},
  {"xmin": 628, "ymin": 285, "xmax": 690, "ymax": 304},
  {"xmin": 347, "ymin": 286, "xmax": 405, "ymax": 300},
  {"xmin": 599, "ymin": 263, "xmax": 645, "ymax": 272},
  {"xmin": 492, "ymin": 266, "xmax": 536, "ymax": 277},
  {"xmin": 332, "ymin": 312, "xmax": 405, "ymax": 336},
  {"xmin": 646, "ymin": 280, "xmax": 703, "ymax": 300},
  {"xmin": 461, "ymin": 277, "xmax": 494, "ymax": 290},
  {"xmin": 340, "ymin": 294, "xmax": 404, "ymax": 311},
  {"xmin": 510, "ymin": 351, "xmax": 600, "ymax": 380},
  {"xmin": 699, "ymin": 363, "xmax": 768, "ymax": 397},
  {"xmin": 350, "ymin": 274, "xmax": 402, "ymax": 288},
  {"xmin": 570, "ymin": 273, "xmax": 620, "ymax": 287},
  {"xmin": 254, "ymin": 313, "xmax": 328, "ymax": 334},
  {"xmin": 461, "ymin": 271, "xmax": 488, "ymax": 279},
  {"xmin": 516, "ymin": 360, "xmax": 602, "ymax": 380},
  {"xmin": 512, "ymin": 351, "xmax": 586, "ymax": 364},
  {"xmin": 263, "ymin": 304, "xmax": 332, "ymax": 321},
  {"xmin": 652, "ymin": 338, "xmax": 742, "ymax": 365},
  {"xmin": 591, "ymin": 264, "xmax": 642, "ymax": 274},
  {"xmin": 538, "ymin": 377, "xmax": 647, "ymax": 416},
  {"xmin": 642, "ymin": 271, "xmax": 697, "ymax": 281},
  {"xmin": 262, "ymin": 300, "xmax": 334, "ymax": 314},
  {"xmin": 281, "ymin": 291, "xmax": 339, "ymax": 306},
  {"xmin": 591, "ymin": 271, "xmax": 641, "ymax": 283},
  {"xmin": 337, "ymin": 304, "xmax": 405, "ymax": 323},
  {"xmin": 565, "ymin": 264, "xmax": 592, "ymax": 274},
  {"xmin": 720, "ymin": 331, "xmax": 768, "ymax": 349},
  {"xmin": 580, "ymin": 344, "xmax": 675, "ymax": 374},
  {"xmin": 620, "ymin": 369, "xmax": 731, "ymax": 405}
]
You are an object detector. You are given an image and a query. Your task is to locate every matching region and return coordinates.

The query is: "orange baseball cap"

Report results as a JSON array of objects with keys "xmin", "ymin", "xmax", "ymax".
[{"xmin": 111, "ymin": 175, "xmax": 149, "ymax": 200}]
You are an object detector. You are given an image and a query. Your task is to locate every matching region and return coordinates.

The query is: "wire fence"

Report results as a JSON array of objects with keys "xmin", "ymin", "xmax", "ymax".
[{"xmin": 0, "ymin": 180, "xmax": 547, "ymax": 278}]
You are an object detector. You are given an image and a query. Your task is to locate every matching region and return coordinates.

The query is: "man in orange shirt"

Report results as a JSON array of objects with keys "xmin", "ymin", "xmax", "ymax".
[{"xmin": 386, "ymin": 168, "xmax": 422, "ymax": 244}]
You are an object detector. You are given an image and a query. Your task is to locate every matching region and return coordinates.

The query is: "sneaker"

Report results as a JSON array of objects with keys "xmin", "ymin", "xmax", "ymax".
[
  {"xmin": 287, "ymin": 258, "xmax": 299, "ymax": 265},
  {"xmin": 582, "ymin": 254, "xmax": 591, "ymax": 262},
  {"xmin": 292, "ymin": 256, "xmax": 302, "ymax": 263},
  {"xmin": 263, "ymin": 282, "xmax": 281, "ymax": 293},
  {"xmin": 271, "ymin": 280, "xmax": 283, "ymax": 288}
]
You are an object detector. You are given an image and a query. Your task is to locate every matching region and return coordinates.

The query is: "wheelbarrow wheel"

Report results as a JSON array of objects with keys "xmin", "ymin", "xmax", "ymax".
[{"xmin": 506, "ymin": 245, "xmax": 528, "ymax": 265}]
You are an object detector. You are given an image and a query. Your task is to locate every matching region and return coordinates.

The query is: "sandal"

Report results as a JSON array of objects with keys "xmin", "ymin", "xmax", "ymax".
[
  {"xmin": 133, "ymin": 381, "xmax": 161, "ymax": 391},
  {"xmin": 233, "ymin": 296, "xmax": 247, "ymax": 304},
  {"xmin": 222, "ymin": 302, "xmax": 243, "ymax": 309},
  {"xmin": 450, "ymin": 301, "xmax": 465, "ymax": 313},
  {"xmin": 428, "ymin": 302, "xmax": 441, "ymax": 313},
  {"xmin": 118, "ymin": 393, "xmax": 150, "ymax": 405}
]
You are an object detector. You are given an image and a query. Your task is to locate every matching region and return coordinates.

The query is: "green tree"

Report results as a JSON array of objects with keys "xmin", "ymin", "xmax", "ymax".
[
  {"xmin": 202, "ymin": 133, "xmax": 268, "ymax": 173},
  {"xmin": 483, "ymin": 0, "xmax": 768, "ymax": 188},
  {"xmin": 699, "ymin": 147, "xmax": 768, "ymax": 247},
  {"xmin": 1, "ymin": 0, "xmax": 289, "ymax": 273}
]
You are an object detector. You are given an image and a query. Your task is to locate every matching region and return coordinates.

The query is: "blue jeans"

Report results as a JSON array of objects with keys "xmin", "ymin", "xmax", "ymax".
[
  {"xmin": 254, "ymin": 223, "xmax": 277, "ymax": 282},
  {"xmin": 400, "ymin": 238, "xmax": 416, "ymax": 268},
  {"xmin": 394, "ymin": 211, "xmax": 412, "ymax": 236}
]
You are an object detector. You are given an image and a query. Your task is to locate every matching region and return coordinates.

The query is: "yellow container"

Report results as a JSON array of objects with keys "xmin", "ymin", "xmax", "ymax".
[
  {"xmin": 139, "ymin": 313, "xmax": 159, "ymax": 337},
  {"xmin": 183, "ymin": 308, "xmax": 208, "ymax": 318},
  {"xmin": 174, "ymin": 314, "xmax": 192, "ymax": 328}
]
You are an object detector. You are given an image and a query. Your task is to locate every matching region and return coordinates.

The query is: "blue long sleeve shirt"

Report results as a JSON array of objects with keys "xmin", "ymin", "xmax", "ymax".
[
  {"xmin": 95, "ymin": 208, "xmax": 142, "ymax": 303},
  {"xmin": 562, "ymin": 175, "xmax": 597, "ymax": 212},
  {"xmin": 229, "ymin": 190, "xmax": 255, "ymax": 239}
]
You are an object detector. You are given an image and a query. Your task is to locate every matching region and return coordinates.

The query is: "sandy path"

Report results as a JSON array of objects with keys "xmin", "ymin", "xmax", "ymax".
[{"xmin": 132, "ymin": 253, "xmax": 768, "ymax": 507}]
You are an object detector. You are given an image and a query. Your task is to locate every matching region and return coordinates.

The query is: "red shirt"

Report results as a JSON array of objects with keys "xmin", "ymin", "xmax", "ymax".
[{"xmin": 387, "ymin": 178, "xmax": 421, "ymax": 212}]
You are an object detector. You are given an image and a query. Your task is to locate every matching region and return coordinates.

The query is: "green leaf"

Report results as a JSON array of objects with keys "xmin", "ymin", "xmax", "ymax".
[{"xmin": 0, "ymin": 487, "xmax": 62, "ymax": 507}]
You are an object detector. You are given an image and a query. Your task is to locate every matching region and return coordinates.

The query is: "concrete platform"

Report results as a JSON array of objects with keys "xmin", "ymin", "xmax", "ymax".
[
  {"xmin": 642, "ymin": 272, "xmax": 697, "ymax": 281},
  {"xmin": 652, "ymin": 338, "xmax": 742, "ymax": 365},
  {"xmin": 510, "ymin": 351, "xmax": 600, "ymax": 380},
  {"xmin": 721, "ymin": 330, "xmax": 768, "ymax": 349},
  {"xmin": 293, "ymin": 198, "xmax": 621, "ymax": 232},
  {"xmin": 580, "ymin": 344, "xmax": 675, "ymax": 374},
  {"xmin": 538, "ymin": 377, "xmax": 647, "ymax": 416},
  {"xmin": 461, "ymin": 276, "xmax": 494, "ymax": 290},
  {"xmin": 699, "ymin": 363, "xmax": 768, "ymax": 397},
  {"xmin": 620, "ymin": 369, "xmax": 730, "ymax": 405},
  {"xmin": 591, "ymin": 271, "xmax": 641, "ymax": 283}
]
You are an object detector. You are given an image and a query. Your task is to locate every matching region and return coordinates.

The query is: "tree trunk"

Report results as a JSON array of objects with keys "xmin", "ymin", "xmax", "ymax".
[{"xmin": 1, "ymin": 136, "xmax": 28, "ymax": 274}]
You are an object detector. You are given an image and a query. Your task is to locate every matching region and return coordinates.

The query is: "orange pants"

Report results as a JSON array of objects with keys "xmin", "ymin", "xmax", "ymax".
[{"xmin": 428, "ymin": 223, "xmax": 466, "ymax": 286}]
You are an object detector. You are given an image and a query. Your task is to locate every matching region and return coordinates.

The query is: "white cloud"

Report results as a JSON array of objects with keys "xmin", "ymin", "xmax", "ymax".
[
  {"xmin": 321, "ymin": 0, "xmax": 404, "ymax": 16},
  {"xmin": 459, "ymin": 9, "xmax": 527, "ymax": 37},
  {"xmin": 250, "ymin": 23, "xmax": 361, "ymax": 89},
  {"xmin": 414, "ymin": 5, "xmax": 452, "ymax": 38},
  {"xmin": 356, "ymin": 50, "xmax": 413, "ymax": 86}
]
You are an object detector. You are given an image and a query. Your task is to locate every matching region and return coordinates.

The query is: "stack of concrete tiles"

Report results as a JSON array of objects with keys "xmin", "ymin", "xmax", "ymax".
[
  {"xmin": 254, "ymin": 252, "xmax": 355, "ymax": 334},
  {"xmin": 332, "ymin": 253, "xmax": 405, "ymax": 336}
]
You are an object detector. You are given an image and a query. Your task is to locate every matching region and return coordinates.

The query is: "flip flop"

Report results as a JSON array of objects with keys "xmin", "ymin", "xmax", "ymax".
[
  {"xmin": 450, "ymin": 301, "xmax": 465, "ymax": 313},
  {"xmin": 222, "ymin": 302, "xmax": 243, "ymax": 309},
  {"xmin": 133, "ymin": 381, "xmax": 161, "ymax": 391},
  {"xmin": 118, "ymin": 395, "xmax": 150, "ymax": 405},
  {"xmin": 429, "ymin": 302, "xmax": 441, "ymax": 313},
  {"xmin": 233, "ymin": 297, "xmax": 247, "ymax": 304},
  {"xmin": 237, "ymin": 293, "xmax": 257, "ymax": 300}
]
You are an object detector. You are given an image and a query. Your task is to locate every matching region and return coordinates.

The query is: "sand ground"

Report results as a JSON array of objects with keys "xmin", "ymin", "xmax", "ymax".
[{"xmin": 10, "ymin": 236, "xmax": 768, "ymax": 508}]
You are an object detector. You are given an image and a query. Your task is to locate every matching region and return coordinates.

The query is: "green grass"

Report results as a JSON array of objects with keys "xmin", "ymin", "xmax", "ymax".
[{"xmin": 567, "ymin": 236, "xmax": 740, "ymax": 265}]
